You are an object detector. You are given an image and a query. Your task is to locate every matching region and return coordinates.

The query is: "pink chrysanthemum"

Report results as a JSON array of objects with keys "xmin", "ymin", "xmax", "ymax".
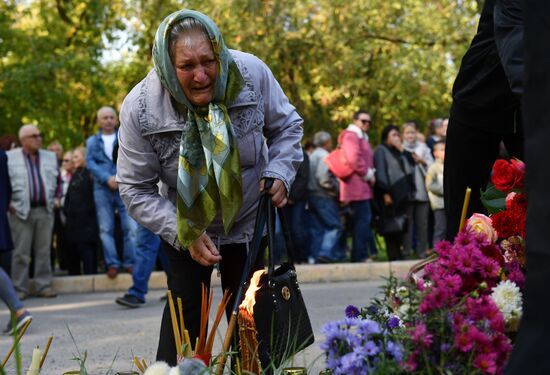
[
  {"xmin": 473, "ymin": 353, "xmax": 498, "ymax": 374},
  {"xmin": 411, "ymin": 323, "xmax": 433, "ymax": 348}
]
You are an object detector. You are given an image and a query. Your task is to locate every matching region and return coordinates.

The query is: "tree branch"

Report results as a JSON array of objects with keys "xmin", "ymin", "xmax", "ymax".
[
  {"xmin": 363, "ymin": 32, "xmax": 468, "ymax": 48},
  {"xmin": 56, "ymin": 0, "xmax": 73, "ymax": 25}
]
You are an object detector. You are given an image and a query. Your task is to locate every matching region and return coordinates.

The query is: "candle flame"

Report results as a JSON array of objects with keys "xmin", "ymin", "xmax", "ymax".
[{"xmin": 239, "ymin": 269, "xmax": 266, "ymax": 315}]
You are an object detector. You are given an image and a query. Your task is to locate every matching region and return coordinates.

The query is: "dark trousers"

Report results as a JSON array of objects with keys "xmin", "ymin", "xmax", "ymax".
[
  {"xmin": 444, "ymin": 121, "xmax": 523, "ymax": 240},
  {"xmin": 505, "ymin": 1, "xmax": 550, "ymax": 373},
  {"xmin": 384, "ymin": 232, "xmax": 404, "ymax": 261},
  {"xmin": 156, "ymin": 240, "xmax": 265, "ymax": 365},
  {"xmin": 66, "ymin": 241, "xmax": 97, "ymax": 275}
]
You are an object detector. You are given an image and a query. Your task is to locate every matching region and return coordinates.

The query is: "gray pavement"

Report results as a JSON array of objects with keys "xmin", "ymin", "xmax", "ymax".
[{"xmin": 0, "ymin": 280, "xmax": 384, "ymax": 374}]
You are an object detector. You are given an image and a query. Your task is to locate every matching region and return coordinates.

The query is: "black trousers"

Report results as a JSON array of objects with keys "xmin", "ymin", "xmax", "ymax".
[
  {"xmin": 505, "ymin": 1, "xmax": 550, "ymax": 373},
  {"xmin": 156, "ymin": 239, "xmax": 265, "ymax": 365},
  {"xmin": 384, "ymin": 232, "xmax": 404, "ymax": 261},
  {"xmin": 444, "ymin": 120, "xmax": 523, "ymax": 240}
]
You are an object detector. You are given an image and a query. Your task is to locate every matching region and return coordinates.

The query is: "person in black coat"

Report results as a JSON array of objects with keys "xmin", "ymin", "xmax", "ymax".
[
  {"xmin": 373, "ymin": 125, "xmax": 415, "ymax": 261},
  {"xmin": 444, "ymin": 0, "xmax": 523, "ymax": 240},
  {"xmin": 0, "ymin": 148, "xmax": 14, "ymax": 274},
  {"xmin": 505, "ymin": 1, "xmax": 550, "ymax": 373},
  {"xmin": 63, "ymin": 146, "xmax": 98, "ymax": 275}
]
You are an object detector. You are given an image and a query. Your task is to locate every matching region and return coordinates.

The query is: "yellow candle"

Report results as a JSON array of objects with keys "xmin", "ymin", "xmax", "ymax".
[
  {"xmin": 26, "ymin": 347, "xmax": 41, "ymax": 375},
  {"xmin": 458, "ymin": 187, "xmax": 472, "ymax": 232}
]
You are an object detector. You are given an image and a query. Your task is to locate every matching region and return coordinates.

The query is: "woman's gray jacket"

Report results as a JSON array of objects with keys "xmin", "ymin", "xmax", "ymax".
[{"xmin": 117, "ymin": 50, "xmax": 303, "ymax": 248}]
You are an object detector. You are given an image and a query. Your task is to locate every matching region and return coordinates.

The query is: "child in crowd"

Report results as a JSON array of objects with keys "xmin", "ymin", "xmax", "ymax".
[{"xmin": 425, "ymin": 141, "xmax": 446, "ymax": 245}]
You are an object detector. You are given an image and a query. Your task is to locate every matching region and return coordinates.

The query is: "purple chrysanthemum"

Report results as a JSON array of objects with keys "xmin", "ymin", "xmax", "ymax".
[
  {"xmin": 387, "ymin": 316, "xmax": 400, "ymax": 330},
  {"xmin": 345, "ymin": 304, "xmax": 360, "ymax": 318}
]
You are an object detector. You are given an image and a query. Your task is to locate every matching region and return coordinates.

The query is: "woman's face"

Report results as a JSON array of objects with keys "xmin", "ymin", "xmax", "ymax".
[
  {"xmin": 386, "ymin": 129, "xmax": 402, "ymax": 148},
  {"xmin": 72, "ymin": 149, "xmax": 85, "ymax": 169},
  {"xmin": 62, "ymin": 152, "xmax": 74, "ymax": 172},
  {"xmin": 402, "ymin": 126, "xmax": 417, "ymax": 144},
  {"xmin": 173, "ymin": 35, "xmax": 218, "ymax": 107}
]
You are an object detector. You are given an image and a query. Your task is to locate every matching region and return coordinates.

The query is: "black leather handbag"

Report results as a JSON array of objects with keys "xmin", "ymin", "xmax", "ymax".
[
  {"xmin": 379, "ymin": 212, "xmax": 408, "ymax": 235},
  {"xmin": 244, "ymin": 187, "xmax": 315, "ymax": 370}
]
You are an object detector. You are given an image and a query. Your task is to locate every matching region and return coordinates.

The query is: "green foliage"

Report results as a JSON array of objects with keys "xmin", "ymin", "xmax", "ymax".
[
  {"xmin": 0, "ymin": 0, "xmax": 480, "ymax": 148},
  {"xmin": 480, "ymin": 184, "xmax": 507, "ymax": 214}
]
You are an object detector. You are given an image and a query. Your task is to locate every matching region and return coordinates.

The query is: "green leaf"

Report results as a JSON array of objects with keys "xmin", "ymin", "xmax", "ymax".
[{"xmin": 480, "ymin": 185, "xmax": 506, "ymax": 214}]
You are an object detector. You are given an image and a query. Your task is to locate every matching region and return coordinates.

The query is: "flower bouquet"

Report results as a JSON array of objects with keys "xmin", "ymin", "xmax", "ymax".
[
  {"xmin": 320, "ymin": 158, "xmax": 527, "ymax": 374},
  {"xmin": 320, "ymin": 305, "xmax": 405, "ymax": 374}
]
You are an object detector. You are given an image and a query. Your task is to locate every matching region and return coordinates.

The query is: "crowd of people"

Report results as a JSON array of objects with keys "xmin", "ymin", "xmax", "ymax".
[
  {"xmin": 287, "ymin": 113, "xmax": 448, "ymax": 265},
  {"xmin": 0, "ymin": 107, "xmax": 172, "ymax": 332}
]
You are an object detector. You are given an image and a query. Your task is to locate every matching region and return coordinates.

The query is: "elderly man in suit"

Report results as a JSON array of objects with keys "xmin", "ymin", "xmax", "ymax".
[{"xmin": 7, "ymin": 124, "xmax": 58, "ymax": 299}]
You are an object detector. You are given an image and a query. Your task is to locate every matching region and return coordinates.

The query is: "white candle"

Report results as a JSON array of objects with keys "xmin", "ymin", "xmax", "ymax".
[{"xmin": 26, "ymin": 347, "xmax": 41, "ymax": 375}]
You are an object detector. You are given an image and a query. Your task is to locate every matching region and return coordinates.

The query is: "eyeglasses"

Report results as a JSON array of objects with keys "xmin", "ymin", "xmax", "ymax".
[
  {"xmin": 25, "ymin": 133, "xmax": 42, "ymax": 139},
  {"xmin": 360, "ymin": 119, "xmax": 371, "ymax": 124}
]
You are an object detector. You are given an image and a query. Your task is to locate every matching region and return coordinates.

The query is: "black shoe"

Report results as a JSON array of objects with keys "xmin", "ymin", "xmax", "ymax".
[
  {"xmin": 115, "ymin": 294, "xmax": 145, "ymax": 308},
  {"xmin": 316, "ymin": 256, "xmax": 334, "ymax": 264}
]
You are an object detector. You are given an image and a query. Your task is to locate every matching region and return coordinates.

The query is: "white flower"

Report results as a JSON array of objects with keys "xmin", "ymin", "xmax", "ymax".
[
  {"xmin": 398, "ymin": 303, "xmax": 411, "ymax": 317},
  {"xmin": 490, "ymin": 280, "xmax": 523, "ymax": 323},
  {"xmin": 397, "ymin": 286, "xmax": 409, "ymax": 298},
  {"xmin": 144, "ymin": 362, "xmax": 171, "ymax": 375}
]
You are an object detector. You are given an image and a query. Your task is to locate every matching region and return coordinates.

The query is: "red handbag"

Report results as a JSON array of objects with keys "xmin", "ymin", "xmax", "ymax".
[{"xmin": 324, "ymin": 148, "xmax": 353, "ymax": 179}]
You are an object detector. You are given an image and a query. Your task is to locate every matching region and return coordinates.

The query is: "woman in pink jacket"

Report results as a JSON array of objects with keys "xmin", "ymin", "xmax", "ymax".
[{"xmin": 338, "ymin": 110, "xmax": 378, "ymax": 262}]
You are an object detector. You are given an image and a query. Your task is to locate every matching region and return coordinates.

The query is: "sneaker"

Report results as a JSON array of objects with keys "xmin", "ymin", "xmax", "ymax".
[
  {"xmin": 3, "ymin": 311, "xmax": 32, "ymax": 335},
  {"xmin": 35, "ymin": 288, "xmax": 57, "ymax": 298},
  {"xmin": 106, "ymin": 266, "xmax": 119, "ymax": 279},
  {"xmin": 115, "ymin": 294, "xmax": 145, "ymax": 308}
]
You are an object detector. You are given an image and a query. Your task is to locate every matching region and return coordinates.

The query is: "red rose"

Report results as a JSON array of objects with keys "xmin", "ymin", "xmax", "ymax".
[{"xmin": 491, "ymin": 159, "xmax": 524, "ymax": 192}]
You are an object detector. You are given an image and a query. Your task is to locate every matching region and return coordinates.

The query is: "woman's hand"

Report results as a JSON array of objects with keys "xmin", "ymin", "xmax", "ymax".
[
  {"xmin": 383, "ymin": 193, "xmax": 393, "ymax": 206},
  {"xmin": 260, "ymin": 178, "xmax": 288, "ymax": 208},
  {"xmin": 188, "ymin": 233, "xmax": 222, "ymax": 266}
]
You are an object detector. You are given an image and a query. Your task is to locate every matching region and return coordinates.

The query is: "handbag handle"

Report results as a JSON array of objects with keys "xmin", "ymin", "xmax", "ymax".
[
  {"xmin": 247, "ymin": 178, "xmax": 297, "ymax": 282},
  {"xmin": 265, "ymin": 193, "xmax": 296, "ymax": 279}
]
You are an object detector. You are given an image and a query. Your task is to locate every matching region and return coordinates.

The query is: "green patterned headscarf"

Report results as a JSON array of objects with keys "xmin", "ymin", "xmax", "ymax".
[{"xmin": 152, "ymin": 9, "xmax": 244, "ymax": 248}]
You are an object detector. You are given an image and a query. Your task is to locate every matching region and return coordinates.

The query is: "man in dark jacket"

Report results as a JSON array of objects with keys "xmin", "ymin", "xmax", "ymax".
[
  {"xmin": 505, "ymin": 1, "xmax": 550, "ymax": 373},
  {"xmin": 444, "ymin": 0, "xmax": 523, "ymax": 239}
]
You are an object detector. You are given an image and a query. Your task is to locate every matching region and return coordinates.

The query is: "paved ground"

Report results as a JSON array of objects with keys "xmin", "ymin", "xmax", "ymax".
[{"xmin": 0, "ymin": 280, "xmax": 383, "ymax": 374}]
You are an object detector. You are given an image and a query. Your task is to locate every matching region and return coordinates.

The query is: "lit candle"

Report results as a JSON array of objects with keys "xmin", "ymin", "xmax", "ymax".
[
  {"xmin": 458, "ymin": 187, "xmax": 472, "ymax": 232},
  {"xmin": 26, "ymin": 347, "xmax": 41, "ymax": 375}
]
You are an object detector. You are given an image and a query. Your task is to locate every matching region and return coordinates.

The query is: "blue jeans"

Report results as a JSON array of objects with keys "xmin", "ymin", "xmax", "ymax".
[
  {"xmin": 0, "ymin": 267, "xmax": 23, "ymax": 313},
  {"xmin": 308, "ymin": 196, "xmax": 343, "ymax": 261},
  {"xmin": 128, "ymin": 224, "xmax": 168, "ymax": 301},
  {"xmin": 349, "ymin": 200, "xmax": 378, "ymax": 262},
  {"xmin": 93, "ymin": 185, "xmax": 137, "ymax": 269}
]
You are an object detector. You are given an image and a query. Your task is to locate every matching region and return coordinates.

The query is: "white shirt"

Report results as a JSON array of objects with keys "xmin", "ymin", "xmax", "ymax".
[{"xmin": 101, "ymin": 133, "xmax": 116, "ymax": 160}]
